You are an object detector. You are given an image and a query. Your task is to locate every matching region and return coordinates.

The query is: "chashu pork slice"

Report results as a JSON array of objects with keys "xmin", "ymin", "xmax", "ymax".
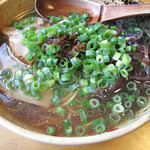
[{"xmin": 2, "ymin": 18, "xmax": 44, "ymax": 65}]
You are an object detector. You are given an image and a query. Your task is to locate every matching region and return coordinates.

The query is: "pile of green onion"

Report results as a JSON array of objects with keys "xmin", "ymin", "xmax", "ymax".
[{"xmin": 4, "ymin": 13, "xmax": 137, "ymax": 99}]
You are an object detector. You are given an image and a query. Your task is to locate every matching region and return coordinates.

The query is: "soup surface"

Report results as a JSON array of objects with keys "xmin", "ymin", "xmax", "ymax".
[{"xmin": 0, "ymin": 11, "xmax": 150, "ymax": 136}]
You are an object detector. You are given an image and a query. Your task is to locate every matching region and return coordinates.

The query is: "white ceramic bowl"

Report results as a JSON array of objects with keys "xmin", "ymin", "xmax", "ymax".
[{"xmin": 0, "ymin": 0, "xmax": 150, "ymax": 145}]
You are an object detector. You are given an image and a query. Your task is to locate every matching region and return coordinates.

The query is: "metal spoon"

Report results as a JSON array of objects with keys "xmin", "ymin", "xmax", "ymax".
[{"xmin": 35, "ymin": 0, "xmax": 150, "ymax": 23}]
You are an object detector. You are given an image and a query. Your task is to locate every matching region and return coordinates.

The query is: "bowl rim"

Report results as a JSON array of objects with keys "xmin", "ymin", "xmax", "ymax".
[{"xmin": 0, "ymin": 111, "xmax": 149, "ymax": 145}]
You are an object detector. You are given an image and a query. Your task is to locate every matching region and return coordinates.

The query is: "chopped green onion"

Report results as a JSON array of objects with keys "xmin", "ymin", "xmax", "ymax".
[
  {"xmin": 69, "ymin": 98, "xmax": 77, "ymax": 106},
  {"xmin": 86, "ymin": 110, "xmax": 95, "ymax": 117},
  {"xmin": 64, "ymin": 126, "xmax": 73, "ymax": 136},
  {"xmin": 122, "ymin": 54, "xmax": 131, "ymax": 66},
  {"xmin": 116, "ymin": 60, "xmax": 124, "ymax": 69},
  {"xmin": 19, "ymin": 85, "xmax": 30, "ymax": 95},
  {"xmin": 78, "ymin": 109, "xmax": 88, "ymax": 125},
  {"xmin": 126, "ymin": 81, "xmax": 137, "ymax": 91},
  {"xmin": 107, "ymin": 101, "xmax": 115, "ymax": 108},
  {"xmin": 31, "ymin": 81, "xmax": 41, "ymax": 92},
  {"xmin": 0, "ymin": 69, "xmax": 11, "ymax": 78},
  {"xmin": 134, "ymin": 28, "xmax": 141, "ymax": 32},
  {"xmin": 95, "ymin": 124, "xmax": 105, "ymax": 133},
  {"xmin": 131, "ymin": 45, "xmax": 137, "ymax": 51},
  {"xmin": 28, "ymin": 17, "xmax": 35, "ymax": 24},
  {"xmin": 112, "ymin": 104, "xmax": 125, "ymax": 114},
  {"xmin": 61, "ymin": 74, "xmax": 72, "ymax": 82},
  {"xmin": 112, "ymin": 94, "xmax": 122, "ymax": 103},
  {"xmin": 103, "ymin": 31, "xmax": 112, "ymax": 40},
  {"xmin": 83, "ymin": 59, "xmax": 94, "ymax": 72},
  {"xmin": 103, "ymin": 55, "xmax": 110, "ymax": 63},
  {"xmin": 53, "ymin": 72, "xmax": 59, "ymax": 81},
  {"xmin": 62, "ymin": 119, "xmax": 73, "ymax": 136},
  {"xmin": 40, "ymin": 82, "xmax": 49, "ymax": 91},
  {"xmin": 100, "ymin": 40, "xmax": 111, "ymax": 52},
  {"xmin": 49, "ymin": 16, "xmax": 59, "ymax": 23},
  {"xmin": 97, "ymin": 78, "xmax": 109, "ymax": 89},
  {"xmin": 31, "ymin": 91, "xmax": 41, "ymax": 100},
  {"xmin": 15, "ymin": 70, "xmax": 22, "ymax": 76},
  {"xmin": 56, "ymin": 106, "xmax": 66, "ymax": 116},
  {"xmin": 98, "ymin": 104, "xmax": 107, "ymax": 114},
  {"xmin": 92, "ymin": 118, "xmax": 100, "ymax": 130},
  {"xmin": 123, "ymin": 109, "xmax": 134, "ymax": 119},
  {"xmin": 69, "ymin": 83, "xmax": 80, "ymax": 92},
  {"xmin": 5, "ymin": 79, "xmax": 14, "ymax": 90},
  {"xmin": 136, "ymin": 96, "xmax": 147, "ymax": 107},
  {"xmin": 105, "ymin": 119, "xmax": 112, "ymax": 129},
  {"xmin": 47, "ymin": 26, "xmax": 58, "ymax": 37},
  {"xmin": 81, "ymin": 13, "xmax": 90, "ymax": 20},
  {"xmin": 146, "ymin": 88, "xmax": 150, "ymax": 96},
  {"xmin": 13, "ymin": 79, "xmax": 23, "ymax": 88},
  {"xmin": 85, "ymin": 49, "xmax": 96, "ymax": 58},
  {"xmin": 81, "ymin": 99, "xmax": 90, "ymax": 109},
  {"xmin": 75, "ymin": 125, "xmax": 86, "ymax": 136},
  {"xmin": 128, "ymin": 95, "xmax": 135, "ymax": 102},
  {"xmin": 70, "ymin": 57, "xmax": 82, "ymax": 69},
  {"xmin": 77, "ymin": 33, "xmax": 89, "ymax": 42},
  {"xmin": 87, "ymin": 40, "xmax": 98, "ymax": 50},
  {"xmin": 109, "ymin": 112, "xmax": 121, "ymax": 124},
  {"xmin": 126, "ymin": 46, "xmax": 132, "ymax": 52},
  {"xmin": 118, "ymin": 36, "xmax": 126, "ymax": 48},
  {"xmin": 89, "ymin": 98, "xmax": 100, "ymax": 109},
  {"xmin": 108, "ymin": 64, "xmax": 117, "ymax": 73},
  {"xmin": 51, "ymin": 95, "xmax": 61, "ymax": 106},
  {"xmin": 120, "ymin": 92, "xmax": 128, "ymax": 100},
  {"xmin": 46, "ymin": 44, "xmax": 60, "ymax": 55},
  {"xmin": 46, "ymin": 127, "xmax": 56, "ymax": 135},
  {"xmin": 124, "ymin": 101, "xmax": 132, "ymax": 109},
  {"xmin": 23, "ymin": 74, "xmax": 34, "ymax": 84},
  {"xmin": 46, "ymin": 79, "xmax": 55, "ymax": 87},
  {"xmin": 112, "ymin": 52, "xmax": 121, "ymax": 61},
  {"xmin": 111, "ymin": 37, "xmax": 118, "ymax": 45},
  {"xmin": 92, "ymin": 118, "xmax": 106, "ymax": 133},
  {"xmin": 79, "ymin": 79, "xmax": 88, "ymax": 86},
  {"xmin": 120, "ymin": 69, "xmax": 129, "ymax": 78},
  {"xmin": 59, "ymin": 88, "xmax": 66, "ymax": 97}
]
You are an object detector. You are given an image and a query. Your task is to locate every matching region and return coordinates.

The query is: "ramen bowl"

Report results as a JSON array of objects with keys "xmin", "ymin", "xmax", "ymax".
[{"xmin": 0, "ymin": 0, "xmax": 150, "ymax": 145}]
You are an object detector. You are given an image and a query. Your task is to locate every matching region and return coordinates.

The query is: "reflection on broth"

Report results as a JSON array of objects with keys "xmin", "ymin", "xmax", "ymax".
[{"xmin": 0, "ymin": 11, "xmax": 150, "ymax": 137}]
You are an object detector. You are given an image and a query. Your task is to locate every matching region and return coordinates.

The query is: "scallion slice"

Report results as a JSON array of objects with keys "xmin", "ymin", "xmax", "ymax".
[
  {"xmin": 75, "ymin": 125, "xmax": 86, "ymax": 136},
  {"xmin": 78, "ymin": 109, "xmax": 88, "ymax": 125},
  {"xmin": 0, "ymin": 69, "xmax": 12, "ymax": 79},
  {"xmin": 56, "ymin": 106, "xmax": 66, "ymax": 117},
  {"xmin": 89, "ymin": 98, "xmax": 100, "ymax": 109},
  {"xmin": 136, "ymin": 96, "xmax": 147, "ymax": 107},
  {"xmin": 46, "ymin": 127, "xmax": 56, "ymax": 135}
]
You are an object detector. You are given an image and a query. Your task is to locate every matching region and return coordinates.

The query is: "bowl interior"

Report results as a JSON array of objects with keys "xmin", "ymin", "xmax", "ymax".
[{"xmin": 0, "ymin": 0, "xmax": 150, "ymax": 145}]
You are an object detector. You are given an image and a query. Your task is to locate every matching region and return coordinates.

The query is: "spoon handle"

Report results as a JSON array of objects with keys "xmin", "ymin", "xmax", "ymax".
[{"xmin": 99, "ymin": 2, "xmax": 150, "ymax": 22}]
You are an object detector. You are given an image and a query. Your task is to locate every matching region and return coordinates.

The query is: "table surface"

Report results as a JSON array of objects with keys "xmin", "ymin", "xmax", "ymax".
[{"xmin": 0, "ymin": 0, "xmax": 150, "ymax": 149}]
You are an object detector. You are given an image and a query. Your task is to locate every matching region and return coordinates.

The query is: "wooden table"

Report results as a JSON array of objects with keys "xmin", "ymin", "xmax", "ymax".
[{"xmin": 0, "ymin": 0, "xmax": 150, "ymax": 149}]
